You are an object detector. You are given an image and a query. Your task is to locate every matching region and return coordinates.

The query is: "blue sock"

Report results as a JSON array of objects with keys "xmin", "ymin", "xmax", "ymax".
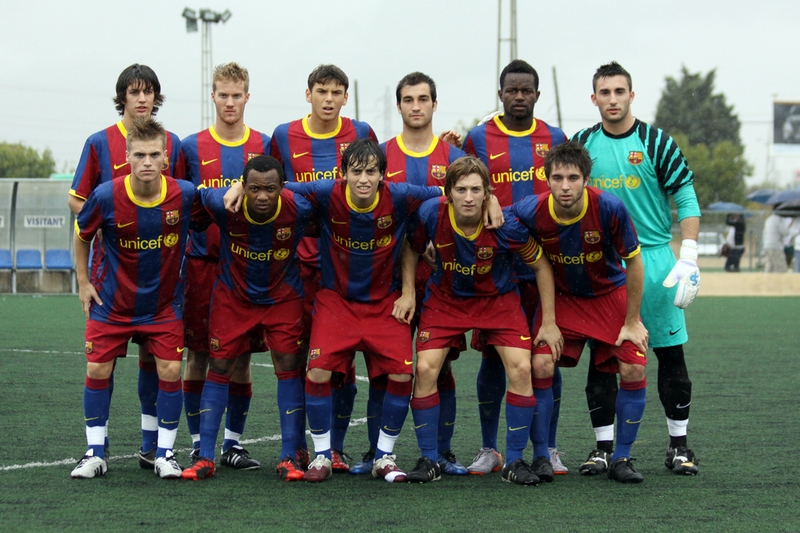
[
  {"xmin": 375, "ymin": 379, "xmax": 411, "ymax": 458},
  {"xmin": 476, "ymin": 355, "xmax": 506, "ymax": 450},
  {"xmin": 367, "ymin": 378, "xmax": 386, "ymax": 451},
  {"xmin": 437, "ymin": 388, "xmax": 456, "ymax": 453},
  {"xmin": 305, "ymin": 379, "xmax": 332, "ymax": 459},
  {"xmin": 155, "ymin": 381, "xmax": 182, "ymax": 458},
  {"xmin": 549, "ymin": 367, "xmax": 562, "ymax": 448},
  {"xmin": 138, "ymin": 364, "xmax": 159, "ymax": 453},
  {"xmin": 183, "ymin": 380, "xmax": 204, "ymax": 449},
  {"xmin": 276, "ymin": 371, "xmax": 304, "ymax": 460},
  {"xmin": 199, "ymin": 377, "xmax": 229, "ymax": 460},
  {"xmin": 84, "ymin": 377, "xmax": 110, "ymax": 458},
  {"xmin": 330, "ymin": 380, "xmax": 357, "ymax": 452},
  {"xmin": 505, "ymin": 391, "xmax": 536, "ymax": 464},
  {"xmin": 613, "ymin": 385, "xmax": 647, "ymax": 461},
  {"xmin": 223, "ymin": 382, "xmax": 251, "ymax": 452},
  {"xmin": 105, "ymin": 371, "xmax": 114, "ymax": 453},
  {"xmin": 531, "ymin": 385, "xmax": 553, "ymax": 459},
  {"xmin": 411, "ymin": 392, "xmax": 440, "ymax": 460}
]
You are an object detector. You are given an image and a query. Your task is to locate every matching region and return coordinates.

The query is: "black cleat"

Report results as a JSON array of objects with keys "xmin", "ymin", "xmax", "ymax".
[
  {"xmin": 531, "ymin": 456, "xmax": 554, "ymax": 482},
  {"xmin": 579, "ymin": 449, "xmax": 610, "ymax": 476},
  {"xmin": 607, "ymin": 457, "xmax": 643, "ymax": 483},
  {"xmin": 406, "ymin": 457, "xmax": 441, "ymax": 483},
  {"xmin": 501, "ymin": 459, "xmax": 540, "ymax": 486},
  {"xmin": 665, "ymin": 446, "xmax": 699, "ymax": 475}
]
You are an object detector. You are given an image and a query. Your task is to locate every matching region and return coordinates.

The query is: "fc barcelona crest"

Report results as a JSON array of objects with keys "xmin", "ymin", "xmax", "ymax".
[
  {"xmin": 309, "ymin": 348, "xmax": 321, "ymax": 360},
  {"xmin": 247, "ymin": 152, "xmax": 261, "ymax": 160},
  {"xmin": 628, "ymin": 151, "xmax": 643, "ymax": 165},
  {"xmin": 85, "ymin": 341, "xmax": 93, "ymax": 354},
  {"xmin": 165, "ymin": 210, "xmax": 180, "ymax": 225},
  {"xmin": 535, "ymin": 143, "xmax": 550, "ymax": 158},
  {"xmin": 377, "ymin": 215, "xmax": 393, "ymax": 229},
  {"xmin": 276, "ymin": 227, "xmax": 292, "ymax": 241},
  {"xmin": 210, "ymin": 338, "xmax": 220, "ymax": 351},
  {"xmin": 477, "ymin": 247, "xmax": 494, "ymax": 260},
  {"xmin": 583, "ymin": 231, "xmax": 601, "ymax": 244},
  {"xmin": 430, "ymin": 165, "xmax": 446, "ymax": 180},
  {"xmin": 418, "ymin": 331, "xmax": 430, "ymax": 343},
  {"xmin": 339, "ymin": 142, "xmax": 350, "ymax": 154}
]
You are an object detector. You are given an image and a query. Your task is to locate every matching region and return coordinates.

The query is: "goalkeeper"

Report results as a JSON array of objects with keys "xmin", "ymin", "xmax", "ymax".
[{"xmin": 571, "ymin": 61, "xmax": 700, "ymax": 476}]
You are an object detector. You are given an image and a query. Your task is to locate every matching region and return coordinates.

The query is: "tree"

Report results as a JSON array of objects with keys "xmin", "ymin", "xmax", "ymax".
[
  {"xmin": 0, "ymin": 142, "xmax": 56, "ymax": 178},
  {"xmin": 655, "ymin": 67, "xmax": 750, "ymax": 207}
]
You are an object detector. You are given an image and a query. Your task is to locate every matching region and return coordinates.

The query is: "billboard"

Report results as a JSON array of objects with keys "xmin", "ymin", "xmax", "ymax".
[{"xmin": 774, "ymin": 101, "xmax": 800, "ymax": 145}]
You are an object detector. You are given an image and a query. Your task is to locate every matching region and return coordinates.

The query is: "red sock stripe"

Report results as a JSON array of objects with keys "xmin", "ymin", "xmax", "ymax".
[
  {"xmin": 620, "ymin": 378, "xmax": 647, "ymax": 390},
  {"xmin": 506, "ymin": 391, "xmax": 537, "ymax": 408},
  {"xmin": 85, "ymin": 376, "xmax": 110, "ymax": 390},
  {"xmin": 207, "ymin": 371, "xmax": 231, "ymax": 386},
  {"xmin": 159, "ymin": 379, "xmax": 182, "ymax": 393},
  {"xmin": 436, "ymin": 369, "xmax": 456, "ymax": 392},
  {"xmin": 305, "ymin": 378, "xmax": 331, "ymax": 397},
  {"xmin": 532, "ymin": 377, "xmax": 553, "ymax": 390},
  {"xmin": 275, "ymin": 369, "xmax": 302, "ymax": 381},
  {"xmin": 410, "ymin": 391, "xmax": 440, "ymax": 410},
  {"xmin": 387, "ymin": 378, "xmax": 412, "ymax": 397},
  {"xmin": 138, "ymin": 361, "xmax": 157, "ymax": 373},
  {"xmin": 229, "ymin": 381, "xmax": 252, "ymax": 398},
  {"xmin": 183, "ymin": 379, "xmax": 204, "ymax": 394}
]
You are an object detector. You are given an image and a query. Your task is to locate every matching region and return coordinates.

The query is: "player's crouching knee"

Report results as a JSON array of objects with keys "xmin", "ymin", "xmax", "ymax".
[{"xmin": 618, "ymin": 362, "xmax": 646, "ymax": 385}]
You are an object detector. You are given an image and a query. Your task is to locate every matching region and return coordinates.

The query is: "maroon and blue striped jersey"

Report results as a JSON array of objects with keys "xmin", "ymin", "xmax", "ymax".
[
  {"xmin": 463, "ymin": 115, "xmax": 567, "ymax": 206},
  {"xmin": 196, "ymin": 187, "xmax": 313, "ymax": 305},
  {"xmin": 270, "ymin": 116, "xmax": 377, "ymax": 183},
  {"xmin": 285, "ymin": 179, "xmax": 440, "ymax": 302},
  {"xmin": 413, "ymin": 197, "xmax": 542, "ymax": 301},
  {"xmin": 70, "ymin": 121, "xmax": 183, "ymax": 201},
  {"xmin": 381, "ymin": 135, "xmax": 466, "ymax": 186},
  {"xmin": 508, "ymin": 186, "xmax": 641, "ymax": 297},
  {"xmin": 181, "ymin": 125, "xmax": 271, "ymax": 259},
  {"xmin": 76, "ymin": 175, "xmax": 196, "ymax": 324}
]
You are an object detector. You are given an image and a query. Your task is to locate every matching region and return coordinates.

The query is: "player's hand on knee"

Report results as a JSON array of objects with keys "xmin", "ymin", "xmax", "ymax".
[
  {"xmin": 662, "ymin": 240, "xmax": 700, "ymax": 308},
  {"xmin": 534, "ymin": 322, "xmax": 563, "ymax": 362}
]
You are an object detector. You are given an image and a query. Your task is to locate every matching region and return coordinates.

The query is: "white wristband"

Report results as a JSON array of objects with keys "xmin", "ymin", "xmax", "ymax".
[{"xmin": 679, "ymin": 239, "xmax": 698, "ymax": 261}]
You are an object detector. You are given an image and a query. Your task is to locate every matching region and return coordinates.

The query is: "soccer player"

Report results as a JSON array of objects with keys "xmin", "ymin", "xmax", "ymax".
[
  {"xmin": 509, "ymin": 141, "xmax": 649, "ymax": 483},
  {"xmin": 70, "ymin": 118, "xmax": 195, "ymax": 479},
  {"xmin": 269, "ymin": 64, "xmax": 378, "ymax": 471},
  {"xmin": 68, "ymin": 64, "xmax": 184, "ymax": 470},
  {"xmin": 346, "ymin": 72, "xmax": 469, "ymax": 476},
  {"xmin": 181, "ymin": 156, "xmax": 313, "ymax": 482},
  {"xmin": 572, "ymin": 62, "xmax": 701, "ymax": 476},
  {"xmin": 180, "ymin": 62, "xmax": 271, "ymax": 470},
  {"xmin": 407, "ymin": 156, "xmax": 562, "ymax": 485},
  {"xmin": 461, "ymin": 59, "xmax": 569, "ymax": 475}
]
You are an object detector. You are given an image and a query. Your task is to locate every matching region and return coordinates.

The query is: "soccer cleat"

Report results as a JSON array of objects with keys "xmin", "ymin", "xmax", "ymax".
[
  {"xmin": 579, "ymin": 449, "xmax": 610, "ymax": 476},
  {"xmin": 276, "ymin": 456, "xmax": 305, "ymax": 482},
  {"xmin": 154, "ymin": 451, "xmax": 183, "ymax": 479},
  {"xmin": 501, "ymin": 459, "xmax": 540, "ymax": 485},
  {"xmin": 181, "ymin": 458, "xmax": 216, "ymax": 480},
  {"xmin": 467, "ymin": 447, "xmax": 503, "ymax": 475},
  {"xmin": 665, "ymin": 446, "xmax": 699, "ymax": 475},
  {"xmin": 549, "ymin": 447, "xmax": 568, "ymax": 475},
  {"xmin": 437, "ymin": 450, "xmax": 468, "ymax": 475},
  {"xmin": 349, "ymin": 449, "xmax": 376, "ymax": 475},
  {"xmin": 296, "ymin": 447, "xmax": 310, "ymax": 470},
  {"xmin": 531, "ymin": 456, "xmax": 554, "ymax": 483},
  {"xmin": 330, "ymin": 449, "xmax": 350, "ymax": 473},
  {"xmin": 190, "ymin": 448, "xmax": 200, "ymax": 463},
  {"xmin": 607, "ymin": 457, "xmax": 644, "ymax": 483},
  {"xmin": 220, "ymin": 446, "xmax": 261, "ymax": 470},
  {"xmin": 406, "ymin": 457, "xmax": 441, "ymax": 483},
  {"xmin": 372, "ymin": 454, "xmax": 407, "ymax": 483},
  {"xmin": 137, "ymin": 447, "xmax": 156, "ymax": 469},
  {"xmin": 303, "ymin": 455, "xmax": 332, "ymax": 483},
  {"xmin": 71, "ymin": 454, "xmax": 108, "ymax": 479}
]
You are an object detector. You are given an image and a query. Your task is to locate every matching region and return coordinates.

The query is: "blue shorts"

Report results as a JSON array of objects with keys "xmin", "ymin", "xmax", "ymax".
[{"xmin": 640, "ymin": 244, "xmax": 688, "ymax": 348}]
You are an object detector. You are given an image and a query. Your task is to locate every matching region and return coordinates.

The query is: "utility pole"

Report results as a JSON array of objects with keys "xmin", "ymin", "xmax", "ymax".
[{"xmin": 495, "ymin": 0, "xmax": 517, "ymax": 111}]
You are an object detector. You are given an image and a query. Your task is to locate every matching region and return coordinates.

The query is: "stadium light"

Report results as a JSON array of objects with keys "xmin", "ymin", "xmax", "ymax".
[{"xmin": 182, "ymin": 7, "xmax": 232, "ymax": 129}]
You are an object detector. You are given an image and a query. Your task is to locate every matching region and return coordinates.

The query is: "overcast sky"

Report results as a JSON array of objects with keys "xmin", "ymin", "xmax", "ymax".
[{"xmin": 2, "ymin": 0, "xmax": 799, "ymax": 186}]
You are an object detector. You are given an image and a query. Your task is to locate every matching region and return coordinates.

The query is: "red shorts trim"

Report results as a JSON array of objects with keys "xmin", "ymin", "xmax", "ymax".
[
  {"xmin": 532, "ymin": 287, "xmax": 647, "ymax": 373},
  {"xmin": 208, "ymin": 281, "xmax": 303, "ymax": 359},
  {"xmin": 417, "ymin": 289, "xmax": 531, "ymax": 352},
  {"xmin": 183, "ymin": 256, "xmax": 216, "ymax": 351},
  {"xmin": 308, "ymin": 289, "xmax": 413, "ymax": 376},
  {"xmin": 84, "ymin": 320, "xmax": 184, "ymax": 364}
]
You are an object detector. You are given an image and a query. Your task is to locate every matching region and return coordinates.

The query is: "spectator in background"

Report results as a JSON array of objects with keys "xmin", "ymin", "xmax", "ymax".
[
  {"xmin": 762, "ymin": 206, "xmax": 790, "ymax": 272},
  {"xmin": 724, "ymin": 213, "xmax": 746, "ymax": 272}
]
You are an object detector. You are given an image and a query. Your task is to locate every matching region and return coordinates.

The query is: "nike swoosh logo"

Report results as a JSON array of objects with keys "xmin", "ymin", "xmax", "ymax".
[
  {"xmin": 230, "ymin": 232, "xmax": 248, "ymax": 237},
  {"xmin": 508, "ymin": 426, "xmax": 528, "ymax": 431},
  {"xmin": 636, "ymin": 351, "xmax": 645, "ymax": 358},
  {"xmin": 477, "ymin": 401, "xmax": 494, "ymax": 405},
  {"xmin": 444, "ymin": 421, "xmax": 455, "ymax": 426},
  {"xmin": 84, "ymin": 416, "xmax": 100, "ymax": 422},
  {"xmin": 331, "ymin": 218, "xmax": 347, "ymax": 224},
  {"xmin": 520, "ymin": 336, "xmax": 531, "ymax": 341},
  {"xmin": 414, "ymin": 423, "xmax": 427, "ymax": 429},
  {"xmin": 198, "ymin": 409, "xmax": 211, "ymax": 415},
  {"xmin": 625, "ymin": 419, "xmax": 643, "ymax": 424},
  {"xmin": 436, "ymin": 242, "xmax": 453, "ymax": 248},
  {"xmin": 160, "ymin": 419, "xmax": 180, "ymax": 425},
  {"xmin": 541, "ymin": 236, "xmax": 558, "ymax": 242},
  {"xmin": 176, "ymin": 347, "xmax": 185, "ymax": 353},
  {"xmin": 386, "ymin": 170, "xmax": 404, "ymax": 178},
  {"xmin": 285, "ymin": 408, "xmax": 303, "ymax": 415},
  {"xmin": 186, "ymin": 411, "xmax": 201, "ymax": 417},
  {"xmin": 489, "ymin": 152, "xmax": 507, "ymax": 160},
  {"xmin": 669, "ymin": 327, "xmax": 683, "ymax": 335},
  {"xmin": 383, "ymin": 426, "xmax": 401, "ymax": 432},
  {"xmin": 292, "ymin": 152, "xmax": 309, "ymax": 159},
  {"xmin": 676, "ymin": 402, "xmax": 691, "ymax": 409},
  {"xmin": 113, "ymin": 162, "xmax": 129, "ymax": 170},
  {"xmin": 201, "ymin": 159, "xmax": 218, "ymax": 166},
  {"xmin": 404, "ymin": 360, "xmax": 413, "ymax": 365},
  {"xmin": 588, "ymin": 406, "xmax": 602, "ymax": 413},
  {"xmin": 117, "ymin": 221, "xmax": 134, "ymax": 229},
  {"xmin": 336, "ymin": 414, "xmax": 351, "ymax": 419}
]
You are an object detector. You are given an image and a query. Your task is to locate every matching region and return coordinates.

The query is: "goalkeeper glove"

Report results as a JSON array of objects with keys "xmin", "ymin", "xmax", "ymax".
[{"xmin": 662, "ymin": 239, "xmax": 700, "ymax": 309}]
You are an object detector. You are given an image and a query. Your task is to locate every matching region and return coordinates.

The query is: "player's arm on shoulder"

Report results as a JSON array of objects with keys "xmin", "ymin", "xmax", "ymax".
[
  {"xmin": 482, "ymin": 193, "xmax": 504, "ymax": 229},
  {"xmin": 223, "ymin": 180, "xmax": 245, "ymax": 212},
  {"xmin": 392, "ymin": 240, "xmax": 418, "ymax": 325},
  {"xmin": 439, "ymin": 129, "xmax": 462, "ymax": 149},
  {"xmin": 616, "ymin": 251, "xmax": 648, "ymax": 352}
]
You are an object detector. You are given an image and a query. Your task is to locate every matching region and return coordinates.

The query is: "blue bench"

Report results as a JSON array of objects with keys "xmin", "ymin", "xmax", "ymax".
[
  {"xmin": 0, "ymin": 249, "xmax": 11, "ymax": 269},
  {"xmin": 45, "ymin": 249, "xmax": 72, "ymax": 270},
  {"xmin": 16, "ymin": 249, "xmax": 43, "ymax": 269}
]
